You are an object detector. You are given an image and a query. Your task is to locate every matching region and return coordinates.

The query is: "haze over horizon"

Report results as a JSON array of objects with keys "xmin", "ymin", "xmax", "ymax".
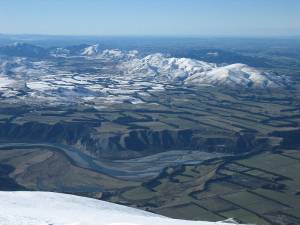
[{"xmin": 1, "ymin": 0, "xmax": 299, "ymax": 37}]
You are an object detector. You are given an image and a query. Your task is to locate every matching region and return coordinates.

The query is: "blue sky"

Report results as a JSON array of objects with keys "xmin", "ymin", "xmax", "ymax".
[{"xmin": 0, "ymin": 0, "xmax": 299, "ymax": 36}]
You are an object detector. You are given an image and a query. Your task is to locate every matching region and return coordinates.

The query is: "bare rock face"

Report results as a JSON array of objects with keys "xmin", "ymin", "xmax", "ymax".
[{"xmin": 0, "ymin": 121, "xmax": 264, "ymax": 160}]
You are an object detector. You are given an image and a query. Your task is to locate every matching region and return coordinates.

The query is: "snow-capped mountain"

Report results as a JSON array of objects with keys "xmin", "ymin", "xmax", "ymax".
[
  {"xmin": 184, "ymin": 63, "xmax": 284, "ymax": 88},
  {"xmin": 81, "ymin": 44, "xmax": 101, "ymax": 56},
  {"xmin": 118, "ymin": 52, "xmax": 285, "ymax": 88},
  {"xmin": 81, "ymin": 45, "xmax": 139, "ymax": 60},
  {"xmin": 101, "ymin": 49, "xmax": 139, "ymax": 60},
  {"xmin": 50, "ymin": 47, "xmax": 71, "ymax": 57},
  {"xmin": 0, "ymin": 191, "xmax": 243, "ymax": 225},
  {"xmin": 119, "ymin": 53, "xmax": 217, "ymax": 82}
]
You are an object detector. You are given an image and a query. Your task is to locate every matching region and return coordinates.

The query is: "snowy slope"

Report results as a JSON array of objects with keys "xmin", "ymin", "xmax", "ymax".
[
  {"xmin": 119, "ymin": 53, "xmax": 216, "ymax": 82},
  {"xmin": 50, "ymin": 47, "xmax": 71, "ymax": 57},
  {"xmin": 116, "ymin": 52, "xmax": 285, "ymax": 88},
  {"xmin": 81, "ymin": 44, "xmax": 101, "ymax": 56},
  {"xmin": 185, "ymin": 63, "xmax": 284, "ymax": 88},
  {"xmin": 0, "ymin": 191, "xmax": 243, "ymax": 225},
  {"xmin": 81, "ymin": 45, "xmax": 139, "ymax": 60}
]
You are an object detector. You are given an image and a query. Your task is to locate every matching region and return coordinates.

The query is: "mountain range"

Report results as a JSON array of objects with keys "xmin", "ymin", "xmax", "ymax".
[{"xmin": 0, "ymin": 43, "xmax": 288, "ymax": 94}]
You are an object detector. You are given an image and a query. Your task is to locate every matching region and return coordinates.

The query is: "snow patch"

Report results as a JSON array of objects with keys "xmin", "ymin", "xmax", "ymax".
[{"xmin": 0, "ymin": 191, "xmax": 245, "ymax": 225}]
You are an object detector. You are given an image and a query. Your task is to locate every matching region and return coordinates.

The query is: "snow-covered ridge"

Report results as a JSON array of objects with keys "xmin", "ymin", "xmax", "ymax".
[
  {"xmin": 81, "ymin": 45, "xmax": 139, "ymax": 60},
  {"xmin": 0, "ymin": 191, "xmax": 244, "ymax": 225},
  {"xmin": 116, "ymin": 52, "xmax": 285, "ymax": 88},
  {"xmin": 118, "ymin": 53, "xmax": 217, "ymax": 82},
  {"xmin": 79, "ymin": 46, "xmax": 286, "ymax": 88},
  {"xmin": 81, "ymin": 44, "xmax": 101, "ymax": 56},
  {"xmin": 184, "ymin": 63, "xmax": 284, "ymax": 88}
]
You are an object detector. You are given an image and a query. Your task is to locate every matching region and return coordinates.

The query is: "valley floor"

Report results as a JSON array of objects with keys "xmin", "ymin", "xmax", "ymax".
[{"xmin": 0, "ymin": 145, "xmax": 300, "ymax": 224}]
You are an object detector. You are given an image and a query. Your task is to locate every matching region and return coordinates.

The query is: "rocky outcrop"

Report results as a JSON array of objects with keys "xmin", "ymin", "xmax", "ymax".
[{"xmin": 0, "ymin": 122, "xmax": 263, "ymax": 160}]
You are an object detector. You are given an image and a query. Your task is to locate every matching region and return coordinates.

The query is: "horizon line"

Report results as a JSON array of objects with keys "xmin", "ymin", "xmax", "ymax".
[{"xmin": 1, "ymin": 33, "xmax": 300, "ymax": 39}]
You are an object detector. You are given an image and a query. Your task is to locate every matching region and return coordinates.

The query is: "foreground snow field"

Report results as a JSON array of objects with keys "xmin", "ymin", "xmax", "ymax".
[{"xmin": 0, "ymin": 191, "xmax": 243, "ymax": 225}]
